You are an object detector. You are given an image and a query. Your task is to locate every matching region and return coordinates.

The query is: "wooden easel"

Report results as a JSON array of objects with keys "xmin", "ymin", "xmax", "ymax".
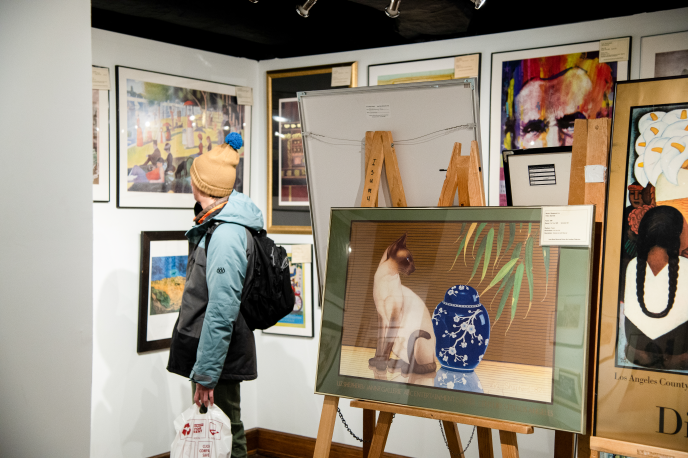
[{"xmin": 314, "ymin": 133, "xmax": 533, "ymax": 458}]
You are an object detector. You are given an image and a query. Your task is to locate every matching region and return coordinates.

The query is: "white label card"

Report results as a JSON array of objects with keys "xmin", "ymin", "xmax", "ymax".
[
  {"xmin": 599, "ymin": 38, "xmax": 630, "ymax": 63},
  {"xmin": 331, "ymin": 66, "xmax": 352, "ymax": 87},
  {"xmin": 92, "ymin": 67, "xmax": 110, "ymax": 90},
  {"xmin": 365, "ymin": 104, "xmax": 391, "ymax": 119},
  {"xmin": 540, "ymin": 206, "xmax": 593, "ymax": 247},
  {"xmin": 584, "ymin": 165, "xmax": 607, "ymax": 183},
  {"xmin": 290, "ymin": 245, "xmax": 312, "ymax": 264},
  {"xmin": 454, "ymin": 54, "xmax": 480, "ymax": 79},
  {"xmin": 236, "ymin": 87, "xmax": 253, "ymax": 106}
]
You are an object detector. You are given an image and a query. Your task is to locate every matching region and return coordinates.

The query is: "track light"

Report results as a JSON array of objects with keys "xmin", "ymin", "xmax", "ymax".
[
  {"xmin": 296, "ymin": 0, "xmax": 317, "ymax": 17},
  {"xmin": 469, "ymin": 0, "xmax": 486, "ymax": 9},
  {"xmin": 385, "ymin": 0, "xmax": 400, "ymax": 18},
  {"xmin": 248, "ymin": 0, "xmax": 258, "ymax": 3}
]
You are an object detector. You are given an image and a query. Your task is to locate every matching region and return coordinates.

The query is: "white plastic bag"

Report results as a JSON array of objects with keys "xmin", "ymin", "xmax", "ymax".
[{"xmin": 171, "ymin": 404, "xmax": 233, "ymax": 458}]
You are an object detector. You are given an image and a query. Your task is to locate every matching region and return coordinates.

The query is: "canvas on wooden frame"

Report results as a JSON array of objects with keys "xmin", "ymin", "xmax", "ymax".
[
  {"xmin": 138, "ymin": 231, "xmax": 188, "ymax": 353},
  {"xmin": 489, "ymin": 39, "xmax": 629, "ymax": 206},
  {"xmin": 263, "ymin": 244, "xmax": 314, "ymax": 338},
  {"xmin": 594, "ymin": 76, "xmax": 688, "ymax": 451},
  {"xmin": 116, "ymin": 66, "xmax": 251, "ymax": 209},
  {"xmin": 267, "ymin": 63, "xmax": 358, "ymax": 234},
  {"xmin": 316, "ymin": 207, "xmax": 595, "ymax": 432}
]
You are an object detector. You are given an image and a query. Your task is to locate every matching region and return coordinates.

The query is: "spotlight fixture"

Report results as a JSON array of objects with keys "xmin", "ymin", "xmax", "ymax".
[
  {"xmin": 248, "ymin": 0, "xmax": 258, "ymax": 3},
  {"xmin": 296, "ymin": 0, "xmax": 317, "ymax": 17},
  {"xmin": 385, "ymin": 0, "xmax": 400, "ymax": 18},
  {"xmin": 469, "ymin": 0, "xmax": 486, "ymax": 9}
]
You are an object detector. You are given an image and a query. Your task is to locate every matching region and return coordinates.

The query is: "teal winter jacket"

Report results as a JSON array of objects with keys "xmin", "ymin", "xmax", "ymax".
[{"xmin": 167, "ymin": 191, "xmax": 264, "ymax": 388}]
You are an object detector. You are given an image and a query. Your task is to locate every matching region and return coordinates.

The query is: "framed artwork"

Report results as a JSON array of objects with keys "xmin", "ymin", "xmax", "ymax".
[
  {"xmin": 116, "ymin": 66, "xmax": 251, "ymax": 209},
  {"xmin": 594, "ymin": 76, "xmax": 688, "ymax": 450},
  {"xmin": 267, "ymin": 62, "xmax": 358, "ymax": 234},
  {"xmin": 503, "ymin": 147, "xmax": 572, "ymax": 207},
  {"xmin": 489, "ymin": 39, "xmax": 630, "ymax": 206},
  {"xmin": 137, "ymin": 231, "xmax": 188, "ymax": 353},
  {"xmin": 263, "ymin": 244, "xmax": 314, "ymax": 338},
  {"xmin": 93, "ymin": 66, "xmax": 110, "ymax": 202},
  {"xmin": 316, "ymin": 207, "xmax": 595, "ymax": 432},
  {"xmin": 367, "ymin": 53, "xmax": 480, "ymax": 86},
  {"xmin": 640, "ymin": 31, "xmax": 688, "ymax": 79}
]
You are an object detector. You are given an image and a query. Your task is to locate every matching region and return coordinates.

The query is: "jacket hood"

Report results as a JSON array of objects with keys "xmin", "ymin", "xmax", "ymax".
[{"xmin": 187, "ymin": 191, "xmax": 264, "ymax": 241}]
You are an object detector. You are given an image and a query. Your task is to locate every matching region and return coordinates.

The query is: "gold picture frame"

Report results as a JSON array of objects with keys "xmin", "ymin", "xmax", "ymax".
[
  {"xmin": 266, "ymin": 62, "xmax": 358, "ymax": 234},
  {"xmin": 594, "ymin": 75, "xmax": 688, "ymax": 450}
]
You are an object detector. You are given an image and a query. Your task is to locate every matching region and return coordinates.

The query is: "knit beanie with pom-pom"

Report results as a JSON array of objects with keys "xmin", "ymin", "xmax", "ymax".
[{"xmin": 190, "ymin": 133, "xmax": 243, "ymax": 197}]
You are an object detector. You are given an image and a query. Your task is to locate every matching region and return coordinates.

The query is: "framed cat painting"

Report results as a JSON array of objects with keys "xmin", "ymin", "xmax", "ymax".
[
  {"xmin": 316, "ymin": 207, "xmax": 596, "ymax": 432},
  {"xmin": 594, "ymin": 76, "xmax": 688, "ymax": 453}
]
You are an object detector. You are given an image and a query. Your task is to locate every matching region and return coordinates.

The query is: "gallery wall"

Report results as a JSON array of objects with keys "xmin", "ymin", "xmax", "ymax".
[
  {"xmin": 0, "ymin": 0, "xmax": 94, "ymax": 457},
  {"xmin": 90, "ymin": 29, "xmax": 259, "ymax": 458},
  {"xmin": 88, "ymin": 7, "xmax": 688, "ymax": 458},
  {"xmin": 252, "ymin": 8, "xmax": 688, "ymax": 458}
]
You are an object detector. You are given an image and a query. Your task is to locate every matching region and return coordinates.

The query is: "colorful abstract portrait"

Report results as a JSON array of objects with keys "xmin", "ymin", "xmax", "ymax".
[
  {"xmin": 489, "ymin": 41, "xmax": 629, "ymax": 206},
  {"xmin": 501, "ymin": 52, "xmax": 617, "ymax": 151}
]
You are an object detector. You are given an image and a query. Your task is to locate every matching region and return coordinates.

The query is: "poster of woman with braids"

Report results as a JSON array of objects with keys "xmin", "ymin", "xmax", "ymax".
[{"xmin": 616, "ymin": 105, "xmax": 688, "ymax": 374}]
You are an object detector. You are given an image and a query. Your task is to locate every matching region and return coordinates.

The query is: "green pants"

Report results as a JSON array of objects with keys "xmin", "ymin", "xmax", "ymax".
[{"xmin": 192, "ymin": 380, "xmax": 246, "ymax": 458}]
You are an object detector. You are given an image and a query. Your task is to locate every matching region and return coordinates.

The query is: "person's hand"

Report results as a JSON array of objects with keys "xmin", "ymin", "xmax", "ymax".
[{"xmin": 194, "ymin": 383, "xmax": 214, "ymax": 407}]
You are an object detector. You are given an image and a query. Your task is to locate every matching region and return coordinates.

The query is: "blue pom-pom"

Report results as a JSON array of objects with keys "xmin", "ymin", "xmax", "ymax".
[{"xmin": 225, "ymin": 132, "xmax": 243, "ymax": 150}]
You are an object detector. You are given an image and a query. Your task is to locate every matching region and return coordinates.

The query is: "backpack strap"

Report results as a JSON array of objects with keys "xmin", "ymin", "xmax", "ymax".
[{"xmin": 204, "ymin": 222, "xmax": 255, "ymax": 300}]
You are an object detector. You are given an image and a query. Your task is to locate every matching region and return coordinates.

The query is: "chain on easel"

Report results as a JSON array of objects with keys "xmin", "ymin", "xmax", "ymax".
[
  {"xmin": 439, "ymin": 421, "xmax": 476, "ymax": 456},
  {"xmin": 337, "ymin": 408, "xmax": 394, "ymax": 444},
  {"xmin": 338, "ymin": 407, "xmax": 475, "ymax": 456}
]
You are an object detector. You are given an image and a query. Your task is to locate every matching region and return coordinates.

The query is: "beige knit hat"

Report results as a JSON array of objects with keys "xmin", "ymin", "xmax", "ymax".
[{"xmin": 190, "ymin": 143, "xmax": 240, "ymax": 197}]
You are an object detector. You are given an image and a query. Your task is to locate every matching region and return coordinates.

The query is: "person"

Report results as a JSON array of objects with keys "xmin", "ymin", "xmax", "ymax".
[
  {"xmin": 164, "ymin": 143, "xmax": 175, "ymax": 174},
  {"xmin": 145, "ymin": 157, "xmax": 165, "ymax": 183},
  {"xmin": 168, "ymin": 132, "xmax": 262, "ymax": 458},
  {"xmin": 143, "ymin": 140, "xmax": 162, "ymax": 167},
  {"xmin": 623, "ymin": 205, "xmax": 688, "ymax": 370}
]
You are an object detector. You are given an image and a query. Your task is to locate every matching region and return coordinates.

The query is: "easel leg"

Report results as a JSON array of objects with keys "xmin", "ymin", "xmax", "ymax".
[
  {"xmin": 367, "ymin": 411, "xmax": 394, "ymax": 458},
  {"xmin": 554, "ymin": 431, "xmax": 576, "ymax": 458},
  {"xmin": 476, "ymin": 427, "xmax": 494, "ymax": 458},
  {"xmin": 441, "ymin": 421, "xmax": 465, "ymax": 458},
  {"xmin": 313, "ymin": 395, "xmax": 339, "ymax": 458},
  {"xmin": 499, "ymin": 430, "xmax": 520, "ymax": 458},
  {"xmin": 362, "ymin": 409, "xmax": 376, "ymax": 458}
]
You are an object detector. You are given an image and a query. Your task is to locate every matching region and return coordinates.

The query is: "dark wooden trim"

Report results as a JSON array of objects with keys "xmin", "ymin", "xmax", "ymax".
[{"xmin": 149, "ymin": 427, "xmax": 411, "ymax": 458}]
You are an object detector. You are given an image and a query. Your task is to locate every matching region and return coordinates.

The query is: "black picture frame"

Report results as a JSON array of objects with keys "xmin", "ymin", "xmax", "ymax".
[
  {"xmin": 503, "ymin": 146, "xmax": 572, "ymax": 206},
  {"xmin": 137, "ymin": 230, "xmax": 188, "ymax": 353}
]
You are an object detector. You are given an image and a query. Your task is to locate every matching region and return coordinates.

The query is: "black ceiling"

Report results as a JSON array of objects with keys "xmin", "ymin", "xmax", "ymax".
[{"xmin": 92, "ymin": 0, "xmax": 686, "ymax": 61}]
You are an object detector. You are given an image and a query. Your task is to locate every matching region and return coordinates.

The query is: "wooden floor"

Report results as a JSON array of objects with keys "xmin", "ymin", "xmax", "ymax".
[{"xmin": 340, "ymin": 345, "xmax": 553, "ymax": 403}]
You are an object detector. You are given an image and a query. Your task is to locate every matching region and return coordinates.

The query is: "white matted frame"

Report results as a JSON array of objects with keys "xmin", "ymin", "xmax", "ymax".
[
  {"xmin": 489, "ymin": 40, "xmax": 630, "ymax": 206},
  {"xmin": 263, "ymin": 243, "xmax": 314, "ymax": 338},
  {"xmin": 505, "ymin": 150, "xmax": 572, "ymax": 206},
  {"xmin": 640, "ymin": 31, "xmax": 688, "ymax": 79},
  {"xmin": 116, "ymin": 66, "xmax": 251, "ymax": 209},
  {"xmin": 93, "ymin": 78, "xmax": 110, "ymax": 202},
  {"xmin": 298, "ymin": 79, "xmax": 482, "ymax": 287},
  {"xmin": 367, "ymin": 53, "xmax": 480, "ymax": 87}
]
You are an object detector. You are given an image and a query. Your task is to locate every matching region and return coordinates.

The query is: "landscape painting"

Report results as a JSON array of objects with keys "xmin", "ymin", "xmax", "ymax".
[
  {"xmin": 149, "ymin": 255, "xmax": 187, "ymax": 316},
  {"xmin": 117, "ymin": 67, "xmax": 251, "ymax": 208}
]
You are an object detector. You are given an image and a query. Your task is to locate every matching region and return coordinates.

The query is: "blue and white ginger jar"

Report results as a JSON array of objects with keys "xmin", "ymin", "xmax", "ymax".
[
  {"xmin": 432, "ymin": 285, "xmax": 490, "ymax": 372},
  {"xmin": 434, "ymin": 368, "xmax": 484, "ymax": 393}
]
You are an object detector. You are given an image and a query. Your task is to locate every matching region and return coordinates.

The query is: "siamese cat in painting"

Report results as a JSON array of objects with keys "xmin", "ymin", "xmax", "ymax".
[{"xmin": 369, "ymin": 234, "xmax": 437, "ymax": 375}]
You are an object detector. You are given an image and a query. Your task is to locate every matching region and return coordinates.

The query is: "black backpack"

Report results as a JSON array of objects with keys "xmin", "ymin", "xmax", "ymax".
[{"xmin": 206, "ymin": 223, "xmax": 295, "ymax": 330}]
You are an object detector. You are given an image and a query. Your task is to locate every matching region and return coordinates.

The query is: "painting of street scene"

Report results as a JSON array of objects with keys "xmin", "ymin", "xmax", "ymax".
[
  {"xmin": 117, "ymin": 67, "xmax": 251, "ymax": 208},
  {"xmin": 149, "ymin": 255, "xmax": 187, "ymax": 316}
]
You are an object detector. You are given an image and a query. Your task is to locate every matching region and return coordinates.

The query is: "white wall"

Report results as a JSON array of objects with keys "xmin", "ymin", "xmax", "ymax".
[
  {"xmin": 90, "ymin": 29, "xmax": 259, "ymax": 458},
  {"xmin": 0, "ymin": 0, "xmax": 93, "ymax": 457},
  {"xmin": 252, "ymin": 8, "xmax": 688, "ymax": 458},
  {"xmin": 89, "ymin": 7, "xmax": 688, "ymax": 458}
]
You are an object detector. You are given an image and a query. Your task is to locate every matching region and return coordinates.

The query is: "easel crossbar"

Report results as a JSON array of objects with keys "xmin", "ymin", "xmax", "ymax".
[{"xmin": 349, "ymin": 400, "xmax": 533, "ymax": 434}]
